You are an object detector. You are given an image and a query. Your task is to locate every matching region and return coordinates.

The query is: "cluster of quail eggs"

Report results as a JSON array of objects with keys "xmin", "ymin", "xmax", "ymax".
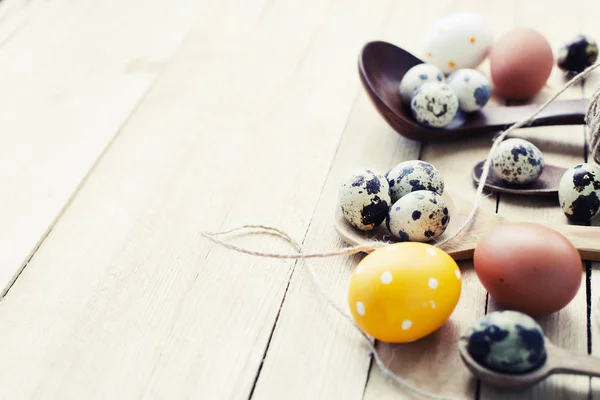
[
  {"xmin": 399, "ymin": 63, "xmax": 491, "ymax": 128},
  {"xmin": 488, "ymin": 137, "xmax": 600, "ymax": 224},
  {"xmin": 338, "ymin": 160, "xmax": 450, "ymax": 243}
]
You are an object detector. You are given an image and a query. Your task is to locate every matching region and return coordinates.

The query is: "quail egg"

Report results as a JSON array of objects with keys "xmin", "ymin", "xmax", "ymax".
[
  {"xmin": 386, "ymin": 190, "xmax": 449, "ymax": 242},
  {"xmin": 558, "ymin": 163, "xmax": 600, "ymax": 223},
  {"xmin": 447, "ymin": 68, "xmax": 491, "ymax": 112},
  {"xmin": 465, "ymin": 310, "xmax": 547, "ymax": 374},
  {"xmin": 491, "ymin": 138, "xmax": 545, "ymax": 184},
  {"xmin": 386, "ymin": 160, "xmax": 444, "ymax": 203},
  {"xmin": 339, "ymin": 169, "xmax": 391, "ymax": 231},
  {"xmin": 411, "ymin": 82, "xmax": 459, "ymax": 128},
  {"xmin": 399, "ymin": 63, "xmax": 445, "ymax": 105},
  {"xmin": 557, "ymin": 34, "xmax": 599, "ymax": 74}
]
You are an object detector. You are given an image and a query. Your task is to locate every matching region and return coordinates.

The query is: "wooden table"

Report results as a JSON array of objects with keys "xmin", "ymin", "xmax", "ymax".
[{"xmin": 1, "ymin": 0, "xmax": 598, "ymax": 398}]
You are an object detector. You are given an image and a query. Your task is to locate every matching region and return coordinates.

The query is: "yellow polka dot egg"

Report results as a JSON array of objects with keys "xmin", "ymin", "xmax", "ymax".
[{"xmin": 348, "ymin": 242, "xmax": 461, "ymax": 343}]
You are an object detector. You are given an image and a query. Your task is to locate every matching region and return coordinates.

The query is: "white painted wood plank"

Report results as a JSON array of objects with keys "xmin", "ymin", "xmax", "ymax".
[
  {"xmin": 250, "ymin": 91, "xmax": 421, "ymax": 399},
  {"xmin": 0, "ymin": 0, "xmax": 217, "ymax": 295},
  {"xmin": 0, "ymin": 0, "xmax": 397, "ymax": 398},
  {"xmin": 0, "ymin": 0, "xmax": 45, "ymax": 45}
]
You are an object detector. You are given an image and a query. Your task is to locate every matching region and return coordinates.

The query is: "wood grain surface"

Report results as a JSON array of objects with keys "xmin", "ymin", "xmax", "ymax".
[
  {"xmin": 0, "ymin": 0, "xmax": 218, "ymax": 296},
  {"xmin": 0, "ymin": 1, "xmax": 598, "ymax": 399}
]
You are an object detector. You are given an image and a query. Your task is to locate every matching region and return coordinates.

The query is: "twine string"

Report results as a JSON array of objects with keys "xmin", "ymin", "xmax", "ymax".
[
  {"xmin": 207, "ymin": 225, "xmax": 459, "ymax": 400},
  {"xmin": 200, "ymin": 62, "xmax": 600, "ymax": 398},
  {"xmin": 200, "ymin": 228, "xmax": 389, "ymax": 258},
  {"xmin": 585, "ymin": 82, "xmax": 600, "ymax": 165}
]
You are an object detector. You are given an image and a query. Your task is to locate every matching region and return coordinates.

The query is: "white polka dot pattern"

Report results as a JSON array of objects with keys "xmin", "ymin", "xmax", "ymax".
[
  {"xmin": 428, "ymin": 277, "xmax": 438, "ymax": 289},
  {"xmin": 356, "ymin": 301, "xmax": 365, "ymax": 316},
  {"xmin": 380, "ymin": 272, "xmax": 393, "ymax": 284}
]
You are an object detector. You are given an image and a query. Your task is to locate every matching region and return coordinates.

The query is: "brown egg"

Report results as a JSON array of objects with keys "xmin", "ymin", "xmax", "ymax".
[
  {"xmin": 489, "ymin": 28, "xmax": 554, "ymax": 99},
  {"xmin": 474, "ymin": 222, "xmax": 582, "ymax": 316}
]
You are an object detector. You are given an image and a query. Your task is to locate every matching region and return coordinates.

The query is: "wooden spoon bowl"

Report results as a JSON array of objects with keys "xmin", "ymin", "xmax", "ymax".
[
  {"xmin": 457, "ymin": 335, "xmax": 600, "ymax": 389},
  {"xmin": 358, "ymin": 41, "xmax": 588, "ymax": 142},
  {"xmin": 472, "ymin": 160, "xmax": 568, "ymax": 196}
]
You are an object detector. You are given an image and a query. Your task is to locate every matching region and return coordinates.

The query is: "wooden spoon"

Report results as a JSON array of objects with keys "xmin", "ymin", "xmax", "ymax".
[
  {"xmin": 472, "ymin": 160, "xmax": 567, "ymax": 196},
  {"xmin": 358, "ymin": 41, "xmax": 588, "ymax": 142},
  {"xmin": 457, "ymin": 335, "xmax": 600, "ymax": 390},
  {"xmin": 334, "ymin": 190, "xmax": 600, "ymax": 261}
]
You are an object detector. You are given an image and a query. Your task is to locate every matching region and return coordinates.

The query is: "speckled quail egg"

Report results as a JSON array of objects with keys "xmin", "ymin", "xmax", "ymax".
[
  {"xmin": 557, "ymin": 34, "xmax": 599, "ymax": 74},
  {"xmin": 464, "ymin": 310, "xmax": 546, "ymax": 374},
  {"xmin": 386, "ymin": 190, "xmax": 450, "ymax": 242},
  {"xmin": 447, "ymin": 68, "xmax": 491, "ymax": 112},
  {"xmin": 399, "ymin": 63, "xmax": 445, "ymax": 105},
  {"xmin": 339, "ymin": 169, "xmax": 391, "ymax": 231},
  {"xmin": 386, "ymin": 160, "xmax": 444, "ymax": 203},
  {"xmin": 491, "ymin": 138, "xmax": 545, "ymax": 184},
  {"xmin": 411, "ymin": 82, "xmax": 459, "ymax": 128},
  {"xmin": 558, "ymin": 163, "xmax": 600, "ymax": 223}
]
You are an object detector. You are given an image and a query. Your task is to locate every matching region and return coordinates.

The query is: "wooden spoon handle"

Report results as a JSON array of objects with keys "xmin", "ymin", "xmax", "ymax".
[
  {"xmin": 477, "ymin": 99, "xmax": 586, "ymax": 133},
  {"xmin": 549, "ymin": 346, "xmax": 600, "ymax": 377},
  {"xmin": 547, "ymin": 223, "xmax": 600, "ymax": 261}
]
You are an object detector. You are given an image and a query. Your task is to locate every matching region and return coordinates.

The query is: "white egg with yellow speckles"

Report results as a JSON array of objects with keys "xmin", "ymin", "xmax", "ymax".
[
  {"xmin": 339, "ymin": 169, "xmax": 391, "ymax": 231},
  {"xmin": 447, "ymin": 68, "xmax": 491, "ymax": 112},
  {"xmin": 411, "ymin": 82, "xmax": 458, "ymax": 128},
  {"xmin": 399, "ymin": 64, "xmax": 445, "ymax": 105},
  {"xmin": 386, "ymin": 190, "xmax": 450, "ymax": 242},
  {"xmin": 422, "ymin": 13, "xmax": 494, "ymax": 75}
]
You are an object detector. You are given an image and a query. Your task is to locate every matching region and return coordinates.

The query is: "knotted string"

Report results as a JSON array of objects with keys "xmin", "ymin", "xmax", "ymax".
[
  {"xmin": 200, "ymin": 62, "xmax": 600, "ymax": 399},
  {"xmin": 203, "ymin": 225, "xmax": 459, "ymax": 400}
]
